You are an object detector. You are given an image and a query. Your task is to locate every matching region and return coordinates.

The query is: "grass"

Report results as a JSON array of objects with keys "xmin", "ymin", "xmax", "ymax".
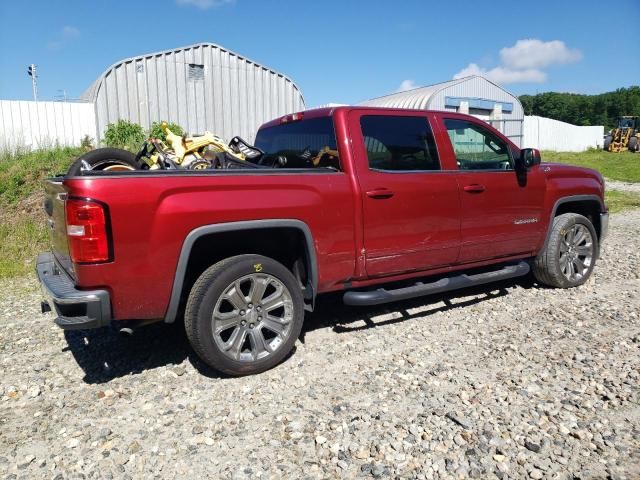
[
  {"xmin": 543, "ymin": 149, "xmax": 640, "ymax": 183},
  {"xmin": 605, "ymin": 190, "xmax": 640, "ymax": 213},
  {"xmin": 0, "ymin": 146, "xmax": 82, "ymax": 205},
  {"xmin": 0, "ymin": 217, "xmax": 49, "ymax": 278},
  {"xmin": 0, "ymin": 147, "xmax": 83, "ymax": 278}
]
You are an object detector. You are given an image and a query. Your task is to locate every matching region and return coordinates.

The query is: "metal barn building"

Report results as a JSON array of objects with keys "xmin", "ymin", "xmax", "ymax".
[
  {"xmin": 360, "ymin": 76, "xmax": 524, "ymax": 146},
  {"xmin": 81, "ymin": 42, "xmax": 305, "ymax": 142}
]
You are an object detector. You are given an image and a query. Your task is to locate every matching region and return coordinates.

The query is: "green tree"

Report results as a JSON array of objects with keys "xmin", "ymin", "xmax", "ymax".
[{"xmin": 519, "ymin": 86, "xmax": 640, "ymax": 130}]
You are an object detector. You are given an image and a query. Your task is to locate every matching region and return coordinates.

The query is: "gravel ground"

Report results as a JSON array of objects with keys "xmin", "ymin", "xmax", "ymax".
[
  {"xmin": 1, "ymin": 211, "xmax": 639, "ymax": 480},
  {"xmin": 606, "ymin": 180, "xmax": 640, "ymax": 194}
]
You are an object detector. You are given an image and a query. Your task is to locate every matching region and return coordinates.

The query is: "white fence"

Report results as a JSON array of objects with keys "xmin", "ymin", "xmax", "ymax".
[
  {"xmin": 522, "ymin": 116, "xmax": 604, "ymax": 152},
  {"xmin": 0, "ymin": 100, "xmax": 97, "ymax": 153},
  {"xmin": 0, "ymin": 101, "xmax": 606, "ymax": 154}
]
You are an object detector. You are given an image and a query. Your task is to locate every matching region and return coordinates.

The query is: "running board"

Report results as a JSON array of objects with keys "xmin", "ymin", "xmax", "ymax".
[{"xmin": 343, "ymin": 261, "xmax": 530, "ymax": 306}]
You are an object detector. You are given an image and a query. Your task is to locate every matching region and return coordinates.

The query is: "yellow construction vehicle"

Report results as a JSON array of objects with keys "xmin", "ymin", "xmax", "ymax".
[{"xmin": 604, "ymin": 116, "xmax": 640, "ymax": 153}]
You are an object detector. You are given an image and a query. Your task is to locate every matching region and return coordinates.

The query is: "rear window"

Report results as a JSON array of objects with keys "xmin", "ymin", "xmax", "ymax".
[{"xmin": 254, "ymin": 117, "xmax": 340, "ymax": 170}]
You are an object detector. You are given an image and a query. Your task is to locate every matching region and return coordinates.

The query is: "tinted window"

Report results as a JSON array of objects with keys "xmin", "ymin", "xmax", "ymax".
[
  {"xmin": 444, "ymin": 119, "xmax": 512, "ymax": 170},
  {"xmin": 360, "ymin": 116, "xmax": 440, "ymax": 171},
  {"xmin": 254, "ymin": 117, "xmax": 340, "ymax": 169}
]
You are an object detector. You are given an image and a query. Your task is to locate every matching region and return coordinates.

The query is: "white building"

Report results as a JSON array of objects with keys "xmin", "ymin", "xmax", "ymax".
[
  {"xmin": 360, "ymin": 75, "xmax": 524, "ymax": 146},
  {"xmin": 81, "ymin": 42, "xmax": 305, "ymax": 142}
]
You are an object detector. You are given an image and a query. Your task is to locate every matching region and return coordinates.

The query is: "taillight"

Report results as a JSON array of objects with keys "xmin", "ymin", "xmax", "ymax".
[{"xmin": 65, "ymin": 198, "xmax": 111, "ymax": 263}]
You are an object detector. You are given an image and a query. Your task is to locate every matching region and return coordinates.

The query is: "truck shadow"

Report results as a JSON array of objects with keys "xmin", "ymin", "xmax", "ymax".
[
  {"xmin": 63, "ymin": 322, "xmax": 201, "ymax": 384},
  {"xmin": 300, "ymin": 275, "xmax": 535, "ymax": 340},
  {"xmin": 63, "ymin": 276, "xmax": 535, "ymax": 384}
]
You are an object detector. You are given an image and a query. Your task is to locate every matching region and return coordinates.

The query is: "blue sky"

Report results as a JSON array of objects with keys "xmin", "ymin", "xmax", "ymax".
[{"xmin": 0, "ymin": 0, "xmax": 638, "ymax": 107}]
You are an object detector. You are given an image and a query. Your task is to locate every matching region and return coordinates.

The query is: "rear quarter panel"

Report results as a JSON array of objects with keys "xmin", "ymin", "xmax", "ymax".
[{"xmin": 64, "ymin": 171, "xmax": 355, "ymax": 320}]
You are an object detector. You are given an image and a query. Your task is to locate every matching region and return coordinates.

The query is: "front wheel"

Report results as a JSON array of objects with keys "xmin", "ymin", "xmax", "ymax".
[
  {"xmin": 184, "ymin": 255, "xmax": 304, "ymax": 376},
  {"xmin": 67, "ymin": 148, "xmax": 139, "ymax": 176},
  {"xmin": 628, "ymin": 136, "xmax": 638, "ymax": 153},
  {"xmin": 533, "ymin": 213, "xmax": 598, "ymax": 288}
]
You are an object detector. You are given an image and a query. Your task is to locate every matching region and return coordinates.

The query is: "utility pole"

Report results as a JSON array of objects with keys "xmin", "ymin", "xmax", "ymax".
[{"xmin": 27, "ymin": 64, "xmax": 38, "ymax": 101}]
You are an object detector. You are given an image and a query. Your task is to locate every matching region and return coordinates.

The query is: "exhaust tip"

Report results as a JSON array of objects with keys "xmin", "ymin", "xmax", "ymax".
[{"xmin": 41, "ymin": 301, "xmax": 52, "ymax": 314}]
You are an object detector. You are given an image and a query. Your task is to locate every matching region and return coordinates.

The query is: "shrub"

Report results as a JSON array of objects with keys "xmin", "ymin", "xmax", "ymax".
[
  {"xmin": 148, "ymin": 121, "xmax": 184, "ymax": 142},
  {"xmin": 103, "ymin": 120, "xmax": 146, "ymax": 149},
  {"xmin": 80, "ymin": 134, "xmax": 94, "ymax": 151}
]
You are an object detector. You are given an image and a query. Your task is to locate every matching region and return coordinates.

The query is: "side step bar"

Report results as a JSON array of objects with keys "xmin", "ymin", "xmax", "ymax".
[{"xmin": 343, "ymin": 261, "xmax": 530, "ymax": 306}]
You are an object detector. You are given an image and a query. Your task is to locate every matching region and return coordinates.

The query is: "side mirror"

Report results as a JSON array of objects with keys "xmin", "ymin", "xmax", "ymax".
[
  {"xmin": 520, "ymin": 148, "xmax": 541, "ymax": 168},
  {"xmin": 515, "ymin": 148, "xmax": 540, "ymax": 186}
]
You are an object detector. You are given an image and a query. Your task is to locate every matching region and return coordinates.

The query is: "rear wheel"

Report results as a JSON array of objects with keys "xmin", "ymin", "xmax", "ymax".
[
  {"xmin": 67, "ymin": 148, "xmax": 139, "ymax": 176},
  {"xmin": 533, "ymin": 213, "xmax": 598, "ymax": 288},
  {"xmin": 185, "ymin": 255, "xmax": 304, "ymax": 376}
]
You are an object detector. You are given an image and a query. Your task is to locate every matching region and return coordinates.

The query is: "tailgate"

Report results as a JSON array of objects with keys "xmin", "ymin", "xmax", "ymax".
[{"xmin": 43, "ymin": 178, "xmax": 75, "ymax": 278}]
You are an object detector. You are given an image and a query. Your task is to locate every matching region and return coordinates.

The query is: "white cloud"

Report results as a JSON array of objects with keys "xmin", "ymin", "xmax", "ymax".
[
  {"xmin": 176, "ymin": 0, "xmax": 234, "ymax": 9},
  {"xmin": 500, "ymin": 39, "xmax": 582, "ymax": 69},
  {"xmin": 396, "ymin": 79, "xmax": 418, "ymax": 92},
  {"xmin": 453, "ymin": 39, "xmax": 582, "ymax": 85},
  {"xmin": 47, "ymin": 26, "xmax": 80, "ymax": 50},
  {"xmin": 61, "ymin": 26, "xmax": 80, "ymax": 39},
  {"xmin": 453, "ymin": 63, "xmax": 546, "ymax": 84}
]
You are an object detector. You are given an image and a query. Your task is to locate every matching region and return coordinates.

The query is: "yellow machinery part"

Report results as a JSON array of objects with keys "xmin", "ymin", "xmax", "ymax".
[
  {"xmin": 311, "ymin": 146, "xmax": 340, "ymax": 166},
  {"xmin": 609, "ymin": 127, "xmax": 632, "ymax": 152},
  {"xmin": 160, "ymin": 122, "xmax": 245, "ymax": 164}
]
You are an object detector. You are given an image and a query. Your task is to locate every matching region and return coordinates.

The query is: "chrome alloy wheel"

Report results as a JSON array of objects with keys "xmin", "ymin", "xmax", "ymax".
[
  {"xmin": 559, "ymin": 224, "xmax": 594, "ymax": 282},
  {"xmin": 211, "ymin": 273, "xmax": 294, "ymax": 362}
]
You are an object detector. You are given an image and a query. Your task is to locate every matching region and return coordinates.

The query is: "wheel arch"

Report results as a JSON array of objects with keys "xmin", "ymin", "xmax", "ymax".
[
  {"xmin": 164, "ymin": 219, "xmax": 318, "ymax": 323},
  {"xmin": 542, "ymin": 194, "xmax": 605, "ymax": 251}
]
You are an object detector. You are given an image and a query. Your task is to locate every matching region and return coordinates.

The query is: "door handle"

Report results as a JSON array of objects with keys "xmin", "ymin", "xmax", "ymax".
[
  {"xmin": 366, "ymin": 188, "xmax": 395, "ymax": 199},
  {"xmin": 463, "ymin": 184, "xmax": 485, "ymax": 193}
]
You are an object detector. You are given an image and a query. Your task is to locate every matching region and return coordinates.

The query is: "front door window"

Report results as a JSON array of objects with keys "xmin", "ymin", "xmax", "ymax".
[{"xmin": 444, "ymin": 119, "xmax": 513, "ymax": 171}]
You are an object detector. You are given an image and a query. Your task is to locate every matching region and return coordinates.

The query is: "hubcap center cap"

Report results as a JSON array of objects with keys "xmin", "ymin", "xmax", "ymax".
[{"xmin": 244, "ymin": 306, "xmax": 260, "ymax": 325}]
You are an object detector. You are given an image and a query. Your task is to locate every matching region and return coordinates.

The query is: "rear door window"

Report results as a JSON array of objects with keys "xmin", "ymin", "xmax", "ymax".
[
  {"xmin": 254, "ymin": 117, "xmax": 340, "ymax": 170},
  {"xmin": 359, "ymin": 115, "xmax": 440, "ymax": 171}
]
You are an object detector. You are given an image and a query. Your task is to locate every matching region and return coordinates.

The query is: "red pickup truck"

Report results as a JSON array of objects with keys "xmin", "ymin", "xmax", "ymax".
[{"xmin": 37, "ymin": 107, "xmax": 608, "ymax": 375}]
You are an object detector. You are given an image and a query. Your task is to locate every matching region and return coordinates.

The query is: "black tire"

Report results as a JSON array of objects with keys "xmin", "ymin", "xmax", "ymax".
[
  {"xmin": 628, "ymin": 136, "xmax": 638, "ymax": 153},
  {"xmin": 533, "ymin": 213, "xmax": 598, "ymax": 288},
  {"xmin": 67, "ymin": 148, "xmax": 139, "ymax": 176},
  {"xmin": 603, "ymin": 135, "xmax": 612, "ymax": 152},
  {"xmin": 185, "ymin": 254, "xmax": 304, "ymax": 376}
]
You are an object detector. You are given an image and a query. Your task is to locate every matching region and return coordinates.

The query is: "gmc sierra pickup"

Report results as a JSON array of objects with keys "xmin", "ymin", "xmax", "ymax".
[{"xmin": 37, "ymin": 107, "xmax": 609, "ymax": 375}]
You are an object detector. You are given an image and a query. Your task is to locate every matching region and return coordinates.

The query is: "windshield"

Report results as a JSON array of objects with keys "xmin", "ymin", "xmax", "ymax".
[
  {"xmin": 254, "ymin": 117, "xmax": 340, "ymax": 169},
  {"xmin": 619, "ymin": 118, "xmax": 635, "ymax": 129}
]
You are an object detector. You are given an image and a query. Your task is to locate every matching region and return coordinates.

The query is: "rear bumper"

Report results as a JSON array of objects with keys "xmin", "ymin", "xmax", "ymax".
[{"xmin": 36, "ymin": 252, "xmax": 111, "ymax": 330}]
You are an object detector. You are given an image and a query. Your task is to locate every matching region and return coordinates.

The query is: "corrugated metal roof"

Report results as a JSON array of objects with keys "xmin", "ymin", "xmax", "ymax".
[
  {"xmin": 359, "ymin": 77, "xmax": 468, "ymax": 109},
  {"xmin": 80, "ymin": 42, "xmax": 302, "ymax": 102},
  {"xmin": 80, "ymin": 78, "xmax": 101, "ymax": 103},
  {"xmin": 359, "ymin": 75, "xmax": 525, "ymax": 146},
  {"xmin": 359, "ymin": 75, "xmax": 522, "ymax": 112},
  {"xmin": 80, "ymin": 42, "xmax": 305, "ymax": 142}
]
